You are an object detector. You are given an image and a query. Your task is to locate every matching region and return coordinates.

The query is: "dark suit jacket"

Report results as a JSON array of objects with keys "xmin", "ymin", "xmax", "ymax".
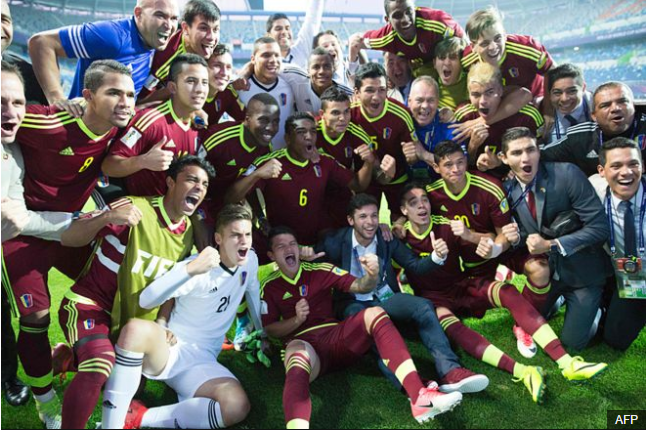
[
  {"xmin": 504, "ymin": 162, "xmax": 611, "ymax": 287},
  {"xmin": 315, "ymin": 227, "xmax": 441, "ymax": 302}
]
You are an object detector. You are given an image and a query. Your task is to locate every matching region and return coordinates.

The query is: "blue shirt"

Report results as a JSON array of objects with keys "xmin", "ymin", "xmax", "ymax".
[
  {"xmin": 411, "ymin": 113, "xmax": 454, "ymax": 179},
  {"xmin": 59, "ymin": 17, "xmax": 154, "ymax": 98}
]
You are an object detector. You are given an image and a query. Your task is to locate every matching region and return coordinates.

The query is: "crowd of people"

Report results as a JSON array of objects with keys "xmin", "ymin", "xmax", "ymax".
[{"xmin": 1, "ymin": 0, "xmax": 645, "ymax": 429}]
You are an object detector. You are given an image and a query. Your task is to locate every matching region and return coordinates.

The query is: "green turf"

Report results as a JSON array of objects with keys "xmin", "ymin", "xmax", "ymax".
[{"xmin": 1, "ymin": 267, "xmax": 645, "ymax": 429}]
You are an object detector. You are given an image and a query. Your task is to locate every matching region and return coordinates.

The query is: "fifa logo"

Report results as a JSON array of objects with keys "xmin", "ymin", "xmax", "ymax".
[{"xmin": 131, "ymin": 250, "xmax": 175, "ymax": 280}]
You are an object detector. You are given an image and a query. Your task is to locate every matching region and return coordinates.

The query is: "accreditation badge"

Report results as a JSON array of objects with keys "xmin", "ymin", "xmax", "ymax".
[{"xmin": 614, "ymin": 257, "xmax": 646, "ymax": 299}]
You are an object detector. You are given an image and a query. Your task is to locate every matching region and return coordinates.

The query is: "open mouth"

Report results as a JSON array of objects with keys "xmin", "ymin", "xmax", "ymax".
[
  {"xmin": 479, "ymin": 108, "xmax": 490, "ymax": 116},
  {"xmin": 183, "ymin": 195, "xmax": 201, "ymax": 212},
  {"xmin": 285, "ymin": 254, "xmax": 297, "ymax": 266},
  {"xmin": 521, "ymin": 166, "xmax": 533, "ymax": 174},
  {"xmin": 617, "ymin": 178, "xmax": 635, "ymax": 186},
  {"xmin": 157, "ymin": 31, "xmax": 171, "ymax": 44},
  {"xmin": 1, "ymin": 121, "xmax": 18, "ymax": 138},
  {"xmin": 261, "ymin": 131, "xmax": 274, "ymax": 141},
  {"xmin": 237, "ymin": 248, "xmax": 249, "ymax": 259}
]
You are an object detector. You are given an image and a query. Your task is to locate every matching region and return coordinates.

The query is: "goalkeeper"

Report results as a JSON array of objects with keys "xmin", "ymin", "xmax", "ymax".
[{"xmin": 101, "ymin": 204, "xmax": 268, "ymax": 429}]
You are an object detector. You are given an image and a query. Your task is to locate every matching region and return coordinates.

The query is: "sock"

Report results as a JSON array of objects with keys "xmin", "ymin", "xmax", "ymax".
[
  {"xmin": 440, "ymin": 313, "xmax": 517, "ymax": 375},
  {"xmin": 34, "ymin": 389, "xmax": 55, "ymax": 404},
  {"xmin": 101, "ymin": 345, "xmax": 144, "ymax": 429},
  {"xmin": 525, "ymin": 278, "xmax": 552, "ymax": 311},
  {"xmin": 141, "ymin": 398, "xmax": 225, "ymax": 429},
  {"xmin": 283, "ymin": 352, "xmax": 311, "ymax": 429},
  {"xmin": 368, "ymin": 310, "xmax": 424, "ymax": 401},
  {"xmin": 493, "ymin": 283, "xmax": 568, "ymax": 362},
  {"xmin": 62, "ymin": 339, "xmax": 115, "ymax": 429},
  {"xmin": 17, "ymin": 320, "xmax": 52, "ymax": 395}
]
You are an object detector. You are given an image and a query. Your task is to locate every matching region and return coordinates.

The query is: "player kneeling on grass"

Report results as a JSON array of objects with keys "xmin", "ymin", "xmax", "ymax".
[
  {"xmin": 261, "ymin": 226, "xmax": 462, "ymax": 428},
  {"xmin": 101, "ymin": 204, "xmax": 266, "ymax": 429}
]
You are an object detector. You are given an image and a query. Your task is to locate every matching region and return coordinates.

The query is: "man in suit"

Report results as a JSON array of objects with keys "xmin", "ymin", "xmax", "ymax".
[
  {"xmin": 306, "ymin": 193, "xmax": 489, "ymax": 394},
  {"xmin": 499, "ymin": 127, "xmax": 611, "ymax": 350}
]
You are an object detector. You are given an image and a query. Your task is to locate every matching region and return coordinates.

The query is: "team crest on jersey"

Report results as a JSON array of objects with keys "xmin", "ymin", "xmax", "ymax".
[
  {"xmin": 280, "ymin": 93, "xmax": 288, "ymax": 106},
  {"xmin": 345, "ymin": 146, "xmax": 353, "ymax": 158},
  {"xmin": 471, "ymin": 203, "xmax": 481, "ymax": 216},
  {"xmin": 637, "ymin": 134, "xmax": 646, "ymax": 150},
  {"xmin": 240, "ymin": 271, "xmax": 248, "ymax": 285},
  {"xmin": 98, "ymin": 173, "xmax": 110, "ymax": 188},
  {"xmin": 500, "ymin": 199, "xmax": 509, "ymax": 213},
  {"xmin": 508, "ymin": 67, "xmax": 520, "ymax": 78},
  {"xmin": 121, "ymin": 128, "xmax": 142, "ymax": 149},
  {"xmin": 20, "ymin": 294, "xmax": 33, "ymax": 309},
  {"xmin": 299, "ymin": 285, "xmax": 308, "ymax": 297},
  {"xmin": 83, "ymin": 319, "xmax": 95, "ymax": 330},
  {"xmin": 313, "ymin": 165, "xmax": 322, "ymax": 178},
  {"xmin": 383, "ymin": 128, "xmax": 392, "ymax": 140},
  {"xmin": 418, "ymin": 43, "xmax": 427, "ymax": 54},
  {"xmin": 333, "ymin": 267, "xmax": 348, "ymax": 276},
  {"xmin": 215, "ymin": 99, "xmax": 222, "ymax": 112}
]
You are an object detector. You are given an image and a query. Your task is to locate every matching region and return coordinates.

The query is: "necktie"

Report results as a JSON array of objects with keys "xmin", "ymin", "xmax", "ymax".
[
  {"xmin": 623, "ymin": 201, "xmax": 637, "ymax": 257},
  {"xmin": 527, "ymin": 188, "xmax": 537, "ymax": 221},
  {"xmin": 564, "ymin": 114, "xmax": 578, "ymax": 127}
]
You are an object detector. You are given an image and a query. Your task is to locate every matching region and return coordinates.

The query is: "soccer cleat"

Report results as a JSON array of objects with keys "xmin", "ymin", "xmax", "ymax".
[
  {"xmin": 234, "ymin": 314, "xmax": 252, "ymax": 352},
  {"xmin": 513, "ymin": 366, "xmax": 546, "ymax": 404},
  {"xmin": 124, "ymin": 399, "xmax": 148, "ymax": 429},
  {"xmin": 52, "ymin": 343, "xmax": 77, "ymax": 376},
  {"xmin": 561, "ymin": 356, "xmax": 608, "ymax": 382},
  {"xmin": 438, "ymin": 367, "xmax": 490, "ymax": 394},
  {"xmin": 512, "ymin": 325, "xmax": 538, "ymax": 358},
  {"xmin": 410, "ymin": 382, "xmax": 462, "ymax": 423},
  {"xmin": 35, "ymin": 395, "xmax": 62, "ymax": 429}
]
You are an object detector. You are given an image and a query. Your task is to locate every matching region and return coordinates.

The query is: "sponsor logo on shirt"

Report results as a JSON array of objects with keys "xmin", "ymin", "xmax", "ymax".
[
  {"xmin": 440, "ymin": 205, "xmax": 448, "ymax": 212},
  {"xmin": 227, "ymin": 159, "xmax": 237, "ymax": 166},
  {"xmin": 281, "ymin": 173, "xmax": 292, "ymax": 181},
  {"xmin": 59, "ymin": 146, "xmax": 75, "ymax": 156},
  {"xmin": 282, "ymin": 292, "xmax": 293, "ymax": 300}
]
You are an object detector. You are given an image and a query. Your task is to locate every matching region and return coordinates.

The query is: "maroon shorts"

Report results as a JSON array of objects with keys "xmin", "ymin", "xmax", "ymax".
[
  {"xmin": 500, "ymin": 249, "xmax": 550, "ymax": 311},
  {"xmin": 2, "ymin": 236, "xmax": 93, "ymax": 316},
  {"xmin": 418, "ymin": 276, "xmax": 494, "ymax": 319},
  {"xmin": 58, "ymin": 296, "xmax": 111, "ymax": 346},
  {"xmin": 296, "ymin": 312, "xmax": 373, "ymax": 375}
]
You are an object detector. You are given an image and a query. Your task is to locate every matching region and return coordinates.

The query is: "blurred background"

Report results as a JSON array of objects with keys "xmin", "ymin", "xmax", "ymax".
[{"xmin": 6, "ymin": 0, "xmax": 646, "ymax": 100}]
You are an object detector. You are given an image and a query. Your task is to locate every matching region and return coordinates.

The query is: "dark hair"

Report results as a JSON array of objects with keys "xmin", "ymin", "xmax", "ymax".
[
  {"xmin": 383, "ymin": 0, "xmax": 410, "ymax": 16},
  {"xmin": 347, "ymin": 193, "xmax": 379, "ymax": 217},
  {"xmin": 248, "ymin": 93, "xmax": 280, "ymax": 111},
  {"xmin": 399, "ymin": 181, "xmax": 428, "ymax": 206},
  {"xmin": 166, "ymin": 155, "xmax": 216, "ymax": 181},
  {"xmin": 285, "ymin": 112, "xmax": 316, "ymax": 136},
  {"xmin": 309, "ymin": 46, "xmax": 333, "ymax": 64},
  {"xmin": 84, "ymin": 59, "xmax": 132, "ymax": 92},
  {"xmin": 268, "ymin": 225, "xmax": 298, "ymax": 249},
  {"xmin": 546, "ymin": 63, "xmax": 584, "ymax": 92},
  {"xmin": 183, "ymin": 0, "xmax": 220, "ymax": 26},
  {"xmin": 253, "ymin": 36, "xmax": 279, "ymax": 54},
  {"xmin": 320, "ymin": 86, "xmax": 351, "ymax": 110},
  {"xmin": 354, "ymin": 62, "xmax": 387, "ymax": 90},
  {"xmin": 312, "ymin": 29, "xmax": 340, "ymax": 49},
  {"xmin": 169, "ymin": 53, "xmax": 208, "ymax": 83},
  {"xmin": 266, "ymin": 13, "xmax": 289, "ymax": 33},
  {"xmin": 1, "ymin": 60, "xmax": 24, "ymax": 85},
  {"xmin": 210, "ymin": 43, "xmax": 230, "ymax": 58},
  {"xmin": 599, "ymin": 137, "xmax": 641, "ymax": 166},
  {"xmin": 215, "ymin": 204, "xmax": 253, "ymax": 233},
  {"xmin": 433, "ymin": 140, "xmax": 466, "ymax": 163},
  {"xmin": 501, "ymin": 127, "xmax": 537, "ymax": 154},
  {"xmin": 592, "ymin": 81, "xmax": 634, "ymax": 110},
  {"xmin": 434, "ymin": 36, "xmax": 466, "ymax": 59}
]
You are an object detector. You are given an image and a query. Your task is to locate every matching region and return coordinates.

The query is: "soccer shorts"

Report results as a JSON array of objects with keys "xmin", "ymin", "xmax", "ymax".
[
  {"xmin": 58, "ymin": 293, "xmax": 111, "ymax": 346},
  {"xmin": 144, "ymin": 340, "xmax": 237, "ymax": 402},
  {"xmin": 2, "ymin": 236, "xmax": 93, "ymax": 316},
  {"xmin": 417, "ymin": 276, "xmax": 494, "ymax": 319},
  {"xmin": 500, "ymin": 249, "xmax": 550, "ymax": 311}
]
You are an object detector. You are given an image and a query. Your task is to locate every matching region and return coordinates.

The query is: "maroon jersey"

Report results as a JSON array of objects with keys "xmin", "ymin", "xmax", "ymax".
[
  {"xmin": 71, "ymin": 196, "xmax": 189, "ymax": 311},
  {"xmin": 203, "ymin": 85, "xmax": 246, "ymax": 125},
  {"xmin": 199, "ymin": 121, "xmax": 271, "ymax": 216},
  {"xmin": 426, "ymin": 171, "xmax": 511, "ymax": 273},
  {"xmin": 138, "ymin": 30, "xmax": 185, "ymax": 100},
  {"xmin": 350, "ymin": 98, "xmax": 417, "ymax": 184},
  {"xmin": 18, "ymin": 105, "xmax": 118, "ymax": 212},
  {"xmin": 246, "ymin": 149, "xmax": 354, "ymax": 245},
  {"xmin": 111, "ymin": 99, "xmax": 199, "ymax": 196},
  {"xmin": 454, "ymin": 103, "xmax": 544, "ymax": 158},
  {"xmin": 316, "ymin": 119, "xmax": 371, "ymax": 170},
  {"xmin": 461, "ymin": 34, "xmax": 553, "ymax": 98},
  {"xmin": 363, "ymin": 7, "xmax": 464, "ymax": 73},
  {"xmin": 260, "ymin": 262, "xmax": 355, "ymax": 340}
]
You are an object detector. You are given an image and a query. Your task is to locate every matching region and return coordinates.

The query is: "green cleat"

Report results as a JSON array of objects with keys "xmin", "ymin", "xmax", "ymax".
[
  {"xmin": 561, "ymin": 356, "xmax": 608, "ymax": 382},
  {"xmin": 513, "ymin": 366, "xmax": 546, "ymax": 404},
  {"xmin": 35, "ymin": 394, "xmax": 62, "ymax": 429}
]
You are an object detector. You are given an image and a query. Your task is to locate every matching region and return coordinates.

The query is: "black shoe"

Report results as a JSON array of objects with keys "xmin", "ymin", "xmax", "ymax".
[{"xmin": 2, "ymin": 376, "xmax": 30, "ymax": 406}]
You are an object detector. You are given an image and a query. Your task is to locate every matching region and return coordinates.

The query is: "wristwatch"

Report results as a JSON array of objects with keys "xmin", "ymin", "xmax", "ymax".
[{"xmin": 549, "ymin": 240, "xmax": 560, "ymax": 254}]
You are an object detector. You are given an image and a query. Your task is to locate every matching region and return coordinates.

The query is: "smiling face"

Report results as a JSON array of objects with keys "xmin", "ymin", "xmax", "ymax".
[
  {"xmin": 472, "ymin": 24, "xmax": 506, "ymax": 66},
  {"xmin": 598, "ymin": 146, "xmax": 643, "ymax": 201},
  {"xmin": 321, "ymin": 100, "xmax": 351, "ymax": 136},
  {"xmin": 135, "ymin": 0, "xmax": 180, "ymax": 51},
  {"xmin": 268, "ymin": 18, "xmax": 292, "ymax": 52},
  {"xmin": 215, "ymin": 219, "xmax": 253, "ymax": 267},
  {"xmin": 408, "ymin": 79, "xmax": 439, "ymax": 127},
  {"xmin": 355, "ymin": 76, "xmax": 388, "ymax": 117},
  {"xmin": 384, "ymin": 52, "xmax": 411, "ymax": 88},
  {"xmin": 400, "ymin": 187, "xmax": 431, "ymax": 227},
  {"xmin": 550, "ymin": 77, "xmax": 585, "ymax": 115},
  {"xmin": 500, "ymin": 137, "xmax": 540, "ymax": 185},
  {"xmin": 166, "ymin": 165, "xmax": 210, "ymax": 219},
  {"xmin": 1, "ymin": 0, "xmax": 13, "ymax": 53},
  {"xmin": 268, "ymin": 233, "xmax": 301, "ymax": 277},
  {"xmin": 592, "ymin": 85, "xmax": 635, "ymax": 136},
  {"xmin": 316, "ymin": 33, "xmax": 343, "ymax": 68},
  {"xmin": 169, "ymin": 63, "xmax": 209, "ymax": 116},
  {"xmin": 207, "ymin": 51, "xmax": 233, "ymax": 92},
  {"xmin": 182, "ymin": 14, "xmax": 220, "ymax": 58},
  {"xmin": 309, "ymin": 54, "xmax": 334, "ymax": 95},
  {"xmin": 252, "ymin": 42, "xmax": 281, "ymax": 84},
  {"xmin": 348, "ymin": 204, "xmax": 379, "ymax": 244},
  {"xmin": 1, "ymin": 71, "xmax": 25, "ymax": 145},
  {"xmin": 84, "ymin": 72, "xmax": 136, "ymax": 129},
  {"xmin": 432, "ymin": 150, "xmax": 468, "ymax": 191},
  {"xmin": 386, "ymin": 0, "xmax": 416, "ymax": 41},
  {"xmin": 244, "ymin": 100, "xmax": 280, "ymax": 147}
]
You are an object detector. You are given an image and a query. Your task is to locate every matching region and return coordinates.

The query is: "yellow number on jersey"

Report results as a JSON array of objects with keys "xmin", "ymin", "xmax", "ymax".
[
  {"xmin": 78, "ymin": 156, "xmax": 94, "ymax": 173},
  {"xmin": 454, "ymin": 214, "xmax": 471, "ymax": 229},
  {"xmin": 299, "ymin": 189, "xmax": 308, "ymax": 207},
  {"xmin": 368, "ymin": 136, "xmax": 379, "ymax": 151}
]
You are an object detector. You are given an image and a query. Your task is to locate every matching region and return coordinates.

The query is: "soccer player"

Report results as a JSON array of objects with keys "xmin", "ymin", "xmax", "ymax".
[
  {"xmin": 100, "ymin": 204, "xmax": 262, "ymax": 429},
  {"xmin": 542, "ymin": 63, "xmax": 592, "ymax": 143},
  {"xmin": 350, "ymin": 62, "xmax": 418, "ymax": 219},
  {"xmin": 399, "ymin": 182, "xmax": 608, "ymax": 404},
  {"xmin": 56, "ymin": 156, "xmax": 213, "ymax": 429},
  {"xmin": 102, "ymin": 53, "xmax": 208, "ymax": 197},
  {"xmin": 28, "ymin": 0, "xmax": 179, "ymax": 111},
  {"xmin": 348, "ymin": 0, "xmax": 464, "ymax": 77},
  {"xmin": 2, "ymin": 60, "xmax": 136, "ymax": 428},
  {"xmin": 541, "ymin": 81, "xmax": 646, "ymax": 176},
  {"xmin": 433, "ymin": 37, "xmax": 468, "ymax": 112},
  {"xmin": 199, "ymin": 93, "xmax": 280, "ymax": 226},
  {"xmin": 281, "ymin": 48, "xmax": 353, "ymax": 115},
  {"xmin": 202, "ymin": 44, "xmax": 246, "ymax": 125},
  {"xmin": 454, "ymin": 62, "xmax": 543, "ymax": 174},
  {"xmin": 137, "ymin": 0, "xmax": 221, "ymax": 103},
  {"xmin": 266, "ymin": 0, "xmax": 324, "ymax": 67},
  {"xmin": 261, "ymin": 226, "xmax": 463, "ymax": 427},
  {"xmin": 461, "ymin": 6, "xmax": 553, "ymax": 100},
  {"xmin": 237, "ymin": 37, "xmax": 295, "ymax": 149},
  {"xmin": 226, "ymin": 113, "xmax": 381, "ymax": 249}
]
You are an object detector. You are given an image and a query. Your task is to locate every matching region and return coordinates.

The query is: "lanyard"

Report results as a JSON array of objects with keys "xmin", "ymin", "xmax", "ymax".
[
  {"xmin": 606, "ymin": 179, "xmax": 646, "ymax": 257},
  {"xmin": 554, "ymin": 99, "xmax": 590, "ymax": 140},
  {"xmin": 599, "ymin": 117, "xmax": 639, "ymax": 149},
  {"xmin": 507, "ymin": 177, "xmax": 537, "ymax": 210}
]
